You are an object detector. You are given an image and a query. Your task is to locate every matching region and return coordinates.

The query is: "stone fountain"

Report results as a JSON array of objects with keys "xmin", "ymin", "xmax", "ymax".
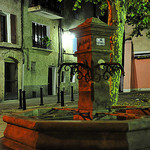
[{"xmin": 2, "ymin": 18, "xmax": 150, "ymax": 150}]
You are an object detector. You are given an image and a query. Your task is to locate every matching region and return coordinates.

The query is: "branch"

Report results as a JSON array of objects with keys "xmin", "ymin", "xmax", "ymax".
[{"xmin": 106, "ymin": 0, "xmax": 112, "ymax": 26}]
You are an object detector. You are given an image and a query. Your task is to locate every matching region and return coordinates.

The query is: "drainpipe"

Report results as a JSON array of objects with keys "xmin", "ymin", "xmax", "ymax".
[
  {"xmin": 58, "ymin": 19, "xmax": 63, "ymax": 67},
  {"xmin": 21, "ymin": 0, "xmax": 25, "ymax": 91},
  {"xmin": 57, "ymin": 19, "xmax": 63, "ymax": 103}
]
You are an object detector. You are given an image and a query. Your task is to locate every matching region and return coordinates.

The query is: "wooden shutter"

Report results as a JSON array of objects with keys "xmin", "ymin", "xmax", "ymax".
[{"xmin": 11, "ymin": 14, "xmax": 16, "ymax": 44}]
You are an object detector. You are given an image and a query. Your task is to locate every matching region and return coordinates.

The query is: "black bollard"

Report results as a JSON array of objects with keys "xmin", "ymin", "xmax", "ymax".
[
  {"xmin": 40, "ymin": 88, "xmax": 44, "ymax": 106},
  {"xmin": 71, "ymin": 86, "xmax": 74, "ymax": 101},
  {"xmin": 61, "ymin": 91, "xmax": 64, "ymax": 107},
  {"xmin": 22, "ymin": 91, "xmax": 26, "ymax": 110},
  {"xmin": 18, "ymin": 89, "xmax": 22, "ymax": 109},
  {"xmin": 57, "ymin": 87, "xmax": 60, "ymax": 103}
]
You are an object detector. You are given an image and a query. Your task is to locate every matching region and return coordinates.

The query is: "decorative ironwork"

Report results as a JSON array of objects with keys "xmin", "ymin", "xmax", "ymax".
[
  {"xmin": 58, "ymin": 61, "xmax": 124, "ymax": 82},
  {"xmin": 58, "ymin": 61, "xmax": 92, "ymax": 82},
  {"xmin": 99, "ymin": 62, "xmax": 124, "ymax": 80}
]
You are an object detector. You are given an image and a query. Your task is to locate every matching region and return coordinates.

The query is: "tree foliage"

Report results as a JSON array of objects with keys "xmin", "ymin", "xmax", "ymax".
[
  {"xmin": 58, "ymin": 0, "xmax": 150, "ymax": 38},
  {"xmin": 58, "ymin": 0, "xmax": 149, "ymax": 104},
  {"xmin": 126, "ymin": 0, "xmax": 150, "ymax": 37}
]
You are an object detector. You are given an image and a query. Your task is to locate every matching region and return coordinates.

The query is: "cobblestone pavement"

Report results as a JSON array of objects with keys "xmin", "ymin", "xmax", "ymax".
[
  {"xmin": 118, "ymin": 91, "xmax": 150, "ymax": 106},
  {"xmin": 0, "ymin": 95, "xmax": 79, "ymax": 138}
]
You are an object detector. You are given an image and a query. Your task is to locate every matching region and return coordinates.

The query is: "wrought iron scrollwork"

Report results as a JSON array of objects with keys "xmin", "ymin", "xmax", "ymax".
[
  {"xmin": 58, "ymin": 61, "xmax": 124, "ymax": 82},
  {"xmin": 58, "ymin": 61, "xmax": 92, "ymax": 82},
  {"xmin": 100, "ymin": 63, "xmax": 124, "ymax": 80}
]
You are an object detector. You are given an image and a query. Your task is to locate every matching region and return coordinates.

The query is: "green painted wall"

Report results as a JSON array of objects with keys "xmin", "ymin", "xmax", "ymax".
[
  {"xmin": 0, "ymin": 0, "xmax": 23, "ymax": 101},
  {"xmin": 23, "ymin": 0, "xmax": 59, "ymax": 98}
]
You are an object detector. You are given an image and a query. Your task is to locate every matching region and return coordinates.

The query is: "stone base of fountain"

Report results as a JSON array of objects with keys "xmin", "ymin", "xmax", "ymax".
[{"xmin": 2, "ymin": 107, "xmax": 150, "ymax": 150}]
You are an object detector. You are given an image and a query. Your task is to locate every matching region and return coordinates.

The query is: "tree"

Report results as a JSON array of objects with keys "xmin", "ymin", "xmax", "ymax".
[{"xmin": 58, "ymin": 0, "xmax": 150, "ymax": 105}]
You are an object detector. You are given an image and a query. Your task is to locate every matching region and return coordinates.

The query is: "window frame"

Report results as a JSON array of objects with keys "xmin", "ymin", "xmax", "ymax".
[
  {"xmin": 32, "ymin": 21, "xmax": 50, "ymax": 49},
  {"xmin": 0, "ymin": 11, "xmax": 17, "ymax": 44}
]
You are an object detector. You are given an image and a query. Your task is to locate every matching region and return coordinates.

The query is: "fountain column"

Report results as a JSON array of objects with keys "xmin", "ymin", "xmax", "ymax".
[{"xmin": 70, "ymin": 18, "xmax": 116, "ymax": 119}]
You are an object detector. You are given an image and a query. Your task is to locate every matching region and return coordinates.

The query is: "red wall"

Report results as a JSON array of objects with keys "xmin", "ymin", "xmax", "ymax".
[{"xmin": 132, "ymin": 58, "xmax": 150, "ymax": 89}]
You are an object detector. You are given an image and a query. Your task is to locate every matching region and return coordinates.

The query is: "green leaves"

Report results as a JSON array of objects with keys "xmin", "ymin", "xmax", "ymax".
[
  {"xmin": 57, "ymin": 0, "xmax": 150, "ymax": 38},
  {"xmin": 126, "ymin": 0, "xmax": 150, "ymax": 37},
  {"xmin": 73, "ymin": 0, "xmax": 83, "ymax": 11}
]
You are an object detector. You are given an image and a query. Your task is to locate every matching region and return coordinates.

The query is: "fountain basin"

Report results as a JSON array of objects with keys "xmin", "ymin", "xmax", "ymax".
[{"xmin": 2, "ymin": 108, "xmax": 150, "ymax": 150}]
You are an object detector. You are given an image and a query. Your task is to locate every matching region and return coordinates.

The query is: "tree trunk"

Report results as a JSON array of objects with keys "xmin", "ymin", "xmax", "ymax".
[{"xmin": 109, "ymin": 0, "xmax": 127, "ymax": 105}]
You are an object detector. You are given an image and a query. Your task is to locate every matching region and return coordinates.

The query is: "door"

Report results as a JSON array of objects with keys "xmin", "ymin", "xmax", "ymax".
[
  {"xmin": 5, "ymin": 62, "xmax": 18, "ymax": 100},
  {"xmin": 48, "ymin": 67, "xmax": 52, "ymax": 95}
]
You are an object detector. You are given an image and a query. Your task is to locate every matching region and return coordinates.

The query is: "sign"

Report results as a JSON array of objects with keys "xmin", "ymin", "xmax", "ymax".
[{"xmin": 96, "ymin": 38, "xmax": 105, "ymax": 46}]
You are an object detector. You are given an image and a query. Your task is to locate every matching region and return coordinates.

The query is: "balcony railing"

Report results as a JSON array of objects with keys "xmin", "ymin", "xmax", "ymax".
[{"xmin": 29, "ymin": 0, "xmax": 63, "ymax": 14}]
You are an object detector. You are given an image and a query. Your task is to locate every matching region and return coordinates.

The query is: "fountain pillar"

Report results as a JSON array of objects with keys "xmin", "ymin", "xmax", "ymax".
[{"xmin": 70, "ymin": 18, "xmax": 116, "ymax": 119}]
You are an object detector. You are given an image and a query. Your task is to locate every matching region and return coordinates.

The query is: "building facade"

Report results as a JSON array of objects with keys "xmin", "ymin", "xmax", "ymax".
[
  {"xmin": 0, "ymin": 0, "xmax": 100, "ymax": 101},
  {"xmin": 123, "ymin": 24, "xmax": 150, "ymax": 92},
  {"xmin": 0, "ymin": 0, "xmax": 23, "ymax": 101},
  {"xmin": 23, "ymin": 0, "xmax": 62, "ymax": 98}
]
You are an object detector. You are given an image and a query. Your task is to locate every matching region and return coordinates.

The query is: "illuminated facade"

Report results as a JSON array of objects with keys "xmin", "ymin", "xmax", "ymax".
[
  {"xmin": 0, "ymin": 0, "xmax": 23, "ymax": 101},
  {"xmin": 0, "ymin": 0, "xmax": 100, "ymax": 101},
  {"xmin": 123, "ymin": 24, "xmax": 150, "ymax": 92}
]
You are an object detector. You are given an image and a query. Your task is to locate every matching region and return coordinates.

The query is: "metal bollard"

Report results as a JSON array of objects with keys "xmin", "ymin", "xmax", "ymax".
[
  {"xmin": 57, "ymin": 87, "xmax": 60, "ymax": 103},
  {"xmin": 61, "ymin": 91, "xmax": 64, "ymax": 107},
  {"xmin": 18, "ymin": 89, "xmax": 22, "ymax": 109},
  {"xmin": 22, "ymin": 91, "xmax": 26, "ymax": 110},
  {"xmin": 40, "ymin": 88, "xmax": 44, "ymax": 106},
  {"xmin": 71, "ymin": 86, "xmax": 74, "ymax": 101}
]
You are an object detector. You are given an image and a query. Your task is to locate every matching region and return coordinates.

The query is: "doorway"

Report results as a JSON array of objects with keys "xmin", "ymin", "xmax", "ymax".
[
  {"xmin": 48, "ymin": 67, "xmax": 56, "ymax": 95},
  {"xmin": 5, "ymin": 61, "xmax": 18, "ymax": 100}
]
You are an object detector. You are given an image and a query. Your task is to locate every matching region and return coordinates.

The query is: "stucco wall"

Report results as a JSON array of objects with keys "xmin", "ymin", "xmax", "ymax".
[
  {"xmin": 125, "ymin": 24, "xmax": 150, "ymax": 53},
  {"xmin": 23, "ymin": 0, "xmax": 60, "ymax": 98},
  {"xmin": 124, "ymin": 24, "xmax": 150, "ymax": 92},
  {"xmin": 0, "ymin": 0, "xmax": 22, "ymax": 101},
  {"xmin": 0, "ymin": 0, "xmax": 22, "ymax": 47},
  {"xmin": 132, "ymin": 59, "xmax": 150, "ymax": 90}
]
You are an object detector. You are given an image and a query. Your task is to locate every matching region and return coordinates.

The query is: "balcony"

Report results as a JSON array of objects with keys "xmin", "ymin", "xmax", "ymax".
[{"xmin": 28, "ymin": 0, "xmax": 63, "ymax": 19}]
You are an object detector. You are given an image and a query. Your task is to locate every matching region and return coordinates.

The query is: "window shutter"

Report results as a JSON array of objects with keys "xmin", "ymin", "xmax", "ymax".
[{"xmin": 11, "ymin": 14, "xmax": 16, "ymax": 44}]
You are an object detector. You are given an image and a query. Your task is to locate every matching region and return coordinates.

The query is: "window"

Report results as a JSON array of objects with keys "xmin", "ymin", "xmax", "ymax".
[
  {"xmin": 73, "ymin": 37, "xmax": 77, "ymax": 53},
  {"xmin": 0, "ymin": 14, "xmax": 7, "ymax": 42},
  {"xmin": 31, "ymin": 61, "xmax": 36, "ymax": 72},
  {"xmin": 0, "ymin": 12, "xmax": 16, "ymax": 44},
  {"xmin": 32, "ymin": 22, "xmax": 50, "ymax": 49}
]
